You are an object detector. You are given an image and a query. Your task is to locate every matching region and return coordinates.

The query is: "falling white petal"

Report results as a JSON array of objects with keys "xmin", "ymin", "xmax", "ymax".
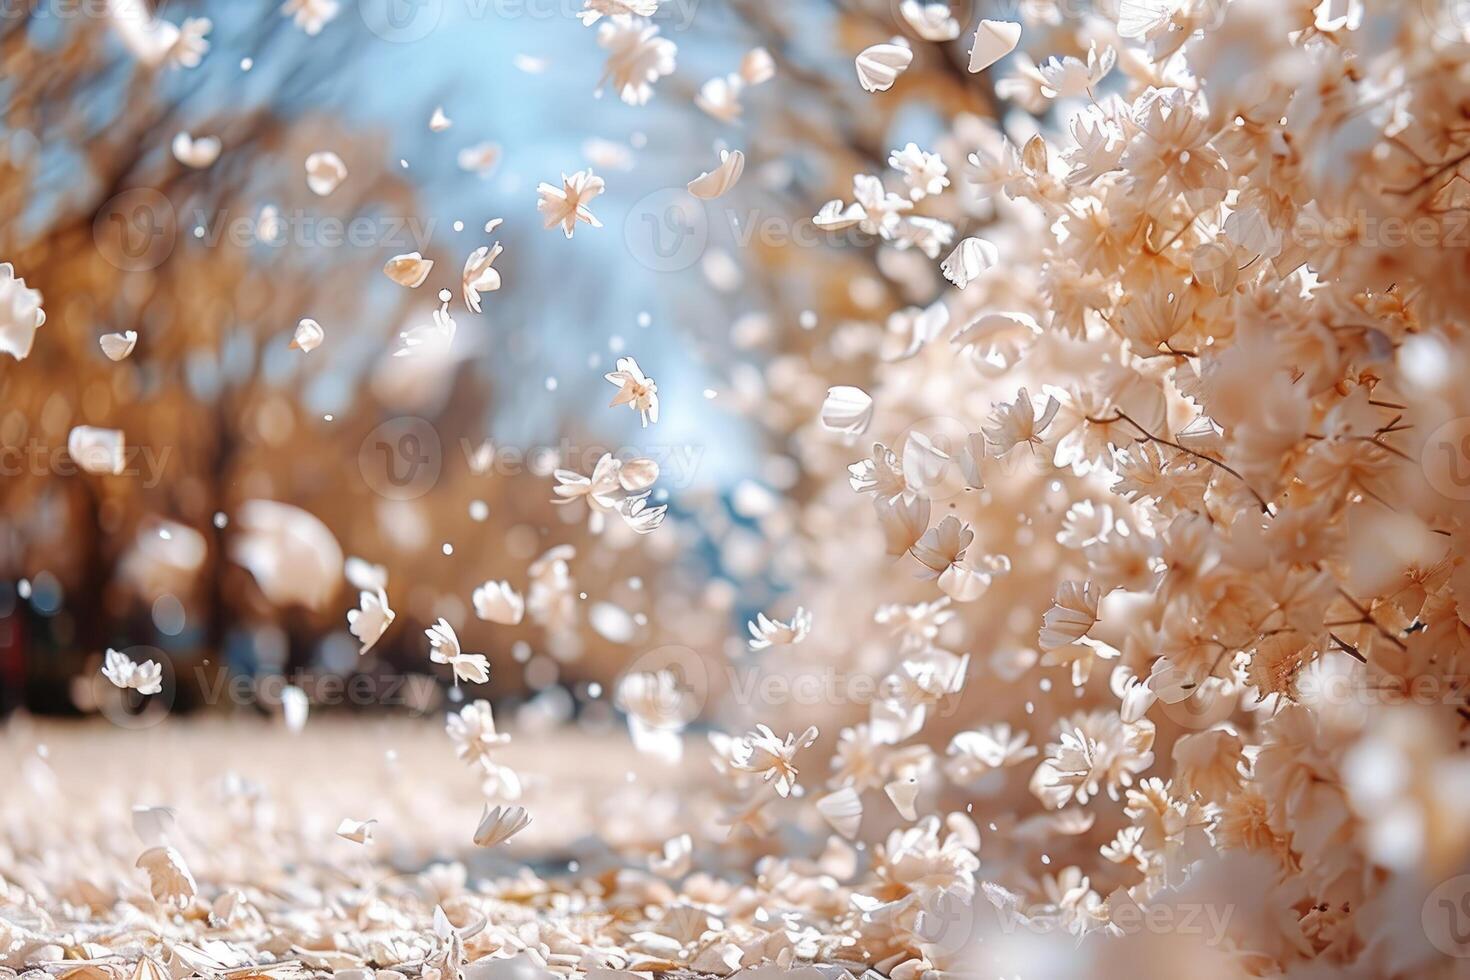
[
  {"xmin": 820, "ymin": 386, "xmax": 874, "ymax": 439},
  {"xmin": 941, "ymin": 237, "xmax": 999, "ymax": 289},
  {"xmin": 473, "ymin": 804, "xmax": 532, "ymax": 847},
  {"xmin": 290, "ymin": 318, "xmax": 324, "ymax": 352},
  {"xmin": 384, "ymin": 252, "xmax": 434, "ymax": 288},
  {"xmin": 281, "ymin": 685, "xmax": 309, "ymax": 732},
  {"xmin": 68, "ymin": 426, "xmax": 126, "ymax": 475},
  {"xmin": 335, "ymin": 817, "xmax": 376, "ymax": 844},
  {"xmin": 816, "ymin": 787, "xmax": 863, "ymax": 839},
  {"xmin": 305, "ymin": 151, "xmax": 347, "ymax": 196},
  {"xmin": 462, "ymin": 242, "xmax": 504, "ymax": 314},
  {"xmin": 473, "ymin": 580, "xmax": 526, "ymax": 625},
  {"xmin": 900, "ymin": 1, "xmax": 960, "ymax": 41},
  {"xmin": 347, "ymin": 589, "xmax": 395, "ymax": 654},
  {"xmin": 136, "ymin": 846, "xmax": 197, "ymax": 906},
  {"xmin": 968, "ymin": 18, "xmax": 1021, "ymax": 73},
  {"xmin": 855, "ymin": 40, "xmax": 912, "ymax": 93},
  {"xmin": 99, "ymin": 330, "xmax": 138, "ymax": 361},
  {"xmin": 229, "ymin": 500, "xmax": 343, "ymax": 612},
  {"xmin": 739, "ymin": 47, "xmax": 775, "ymax": 85},
  {"xmin": 884, "ymin": 777, "xmax": 921, "ymax": 821},
  {"xmin": 171, "ymin": 132, "xmax": 220, "ymax": 168},
  {"xmin": 0, "ymin": 263, "xmax": 45, "ymax": 361},
  {"xmin": 687, "ymin": 149, "xmax": 745, "ymax": 200}
]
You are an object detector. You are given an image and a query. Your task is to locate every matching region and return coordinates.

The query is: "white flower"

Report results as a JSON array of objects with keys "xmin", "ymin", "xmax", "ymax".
[
  {"xmin": 335, "ymin": 817, "xmax": 376, "ymax": 844},
  {"xmin": 0, "ymin": 263, "xmax": 45, "ymax": 361},
  {"xmin": 597, "ymin": 16, "xmax": 676, "ymax": 105},
  {"xmin": 1038, "ymin": 580, "xmax": 1099, "ymax": 651},
  {"xmin": 395, "ymin": 302, "xmax": 457, "ymax": 358},
  {"xmin": 384, "ymin": 252, "xmax": 434, "ymax": 288},
  {"xmin": 462, "ymin": 241, "xmax": 504, "ymax": 313},
  {"xmin": 68, "ymin": 426, "xmax": 126, "ymax": 475},
  {"xmin": 899, "ymin": 1, "xmax": 959, "ymax": 41},
  {"xmin": 892, "ymin": 215, "xmax": 955, "ymax": 258},
  {"xmin": 855, "ymin": 39, "xmax": 912, "ymax": 93},
  {"xmin": 940, "ymin": 237, "xmax": 999, "ymax": 288},
  {"xmin": 983, "ymin": 386, "xmax": 1061, "ymax": 455},
  {"xmin": 579, "ymin": 0, "xmax": 660, "ymax": 27},
  {"xmin": 604, "ymin": 355, "xmax": 658, "ymax": 425},
  {"xmin": 99, "ymin": 330, "xmax": 137, "ymax": 361},
  {"xmin": 912, "ymin": 516, "xmax": 974, "ymax": 580},
  {"xmin": 557, "ymin": 453, "xmax": 652, "ymax": 506},
  {"xmin": 554, "ymin": 453, "xmax": 663, "ymax": 535},
  {"xmin": 167, "ymin": 16, "xmax": 211, "ymax": 68},
  {"xmin": 1038, "ymin": 43, "xmax": 1114, "ymax": 100},
  {"xmin": 426, "ymin": 618, "xmax": 490, "ymax": 686},
  {"xmin": 102, "ymin": 648, "xmax": 164, "ymax": 695},
  {"xmin": 687, "ymin": 149, "xmax": 745, "ymax": 200},
  {"xmin": 747, "ymin": 607, "xmax": 812, "ymax": 650},
  {"xmin": 620, "ymin": 495, "xmax": 667, "ymax": 535},
  {"xmin": 820, "ymin": 386, "xmax": 874, "ymax": 440},
  {"xmin": 729, "ymin": 724, "xmax": 819, "ymax": 797},
  {"xmin": 305, "ymin": 151, "xmax": 347, "ymax": 196},
  {"xmin": 1116, "ymin": 0, "xmax": 1178, "ymax": 40},
  {"xmin": 289, "ymin": 318, "xmax": 324, "ymax": 353},
  {"xmin": 473, "ymin": 580, "xmax": 525, "ymax": 625},
  {"xmin": 473, "ymin": 804, "xmax": 532, "ymax": 847},
  {"xmin": 347, "ymin": 589, "xmax": 395, "ymax": 654},
  {"xmin": 446, "ymin": 700, "xmax": 511, "ymax": 767},
  {"xmin": 281, "ymin": 0, "xmax": 339, "ymax": 35},
  {"xmin": 889, "ymin": 143, "xmax": 949, "ymax": 200},
  {"xmin": 852, "ymin": 173, "xmax": 913, "ymax": 237},
  {"xmin": 136, "ymin": 846, "xmax": 196, "ymax": 906},
  {"xmin": 946, "ymin": 724, "xmax": 1038, "ymax": 783},
  {"xmin": 538, "ymin": 169, "xmax": 605, "ymax": 238},
  {"xmin": 968, "ymin": 18, "xmax": 1021, "ymax": 73},
  {"xmin": 108, "ymin": 1, "xmax": 208, "ymax": 68},
  {"xmin": 171, "ymin": 132, "xmax": 220, "ymax": 168},
  {"xmin": 428, "ymin": 106, "xmax": 452, "ymax": 132},
  {"xmin": 1063, "ymin": 103, "xmax": 1126, "ymax": 186}
]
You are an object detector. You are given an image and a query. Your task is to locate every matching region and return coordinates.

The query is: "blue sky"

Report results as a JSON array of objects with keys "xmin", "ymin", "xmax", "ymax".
[{"xmin": 138, "ymin": 0, "xmax": 793, "ymax": 486}]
